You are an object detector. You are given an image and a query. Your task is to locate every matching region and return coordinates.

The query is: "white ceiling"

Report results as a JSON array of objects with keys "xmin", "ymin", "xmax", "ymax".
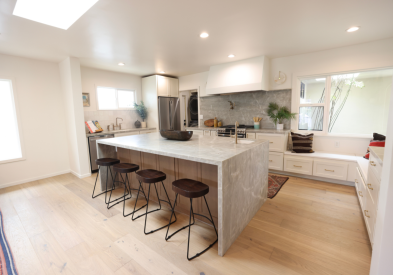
[{"xmin": 1, "ymin": 0, "xmax": 393, "ymax": 77}]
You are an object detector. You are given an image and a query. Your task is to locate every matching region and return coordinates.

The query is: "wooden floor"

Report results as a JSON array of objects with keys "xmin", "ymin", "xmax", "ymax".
[{"xmin": 0, "ymin": 173, "xmax": 372, "ymax": 275}]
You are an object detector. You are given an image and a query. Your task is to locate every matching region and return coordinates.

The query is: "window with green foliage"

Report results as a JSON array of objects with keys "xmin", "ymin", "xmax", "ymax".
[{"xmin": 297, "ymin": 69, "xmax": 393, "ymax": 135}]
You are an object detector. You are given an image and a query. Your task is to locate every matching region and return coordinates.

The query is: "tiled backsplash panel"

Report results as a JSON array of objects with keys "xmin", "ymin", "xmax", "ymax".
[
  {"xmin": 84, "ymin": 110, "xmax": 143, "ymax": 132},
  {"xmin": 199, "ymin": 89, "xmax": 292, "ymax": 129}
]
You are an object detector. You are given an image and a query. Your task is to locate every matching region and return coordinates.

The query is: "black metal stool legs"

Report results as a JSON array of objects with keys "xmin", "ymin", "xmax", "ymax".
[
  {"xmin": 106, "ymin": 172, "xmax": 132, "ymax": 209},
  {"xmin": 165, "ymin": 195, "xmax": 218, "ymax": 261},
  {"xmin": 92, "ymin": 166, "xmax": 116, "ymax": 203},
  {"xmin": 132, "ymin": 181, "xmax": 177, "ymax": 234}
]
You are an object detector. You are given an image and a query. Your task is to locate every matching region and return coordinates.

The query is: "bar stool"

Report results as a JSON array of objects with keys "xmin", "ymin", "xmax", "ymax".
[
  {"xmin": 165, "ymin": 178, "xmax": 218, "ymax": 261},
  {"xmin": 92, "ymin": 158, "xmax": 120, "ymax": 204},
  {"xmin": 133, "ymin": 169, "xmax": 177, "ymax": 235},
  {"xmin": 107, "ymin": 163, "xmax": 148, "ymax": 217}
]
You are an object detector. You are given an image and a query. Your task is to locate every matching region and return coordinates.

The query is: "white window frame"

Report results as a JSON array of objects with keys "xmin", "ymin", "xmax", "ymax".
[
  {"xmin": 0, "ymin": 77, "xmax": 26, "ymax": 164},
  {"xmin": 96, "ymin": 86, "xmax": 136, "ymax": 111},
  {"xmin": 292, "ymin": 66, "xmax": 393, "ymax": 138}
]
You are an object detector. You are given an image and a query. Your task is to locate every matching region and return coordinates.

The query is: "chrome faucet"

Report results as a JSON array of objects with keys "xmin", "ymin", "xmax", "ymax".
[{"xmin": 114, "ymin": 117, "xmax": 123, "ymax": 130}]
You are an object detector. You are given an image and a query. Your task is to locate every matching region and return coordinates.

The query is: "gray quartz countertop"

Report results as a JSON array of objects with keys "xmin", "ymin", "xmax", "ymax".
[
  {"xmin": 86, "ymin": 128, "xmax": 156, "ymax": 137},
  {"xmin": 97, "ymin": 132, "xmax": 269, "ymax": 165},
  {"xmin": 185, "ymin": 126, "xmax": 289, "ymax": 135}
]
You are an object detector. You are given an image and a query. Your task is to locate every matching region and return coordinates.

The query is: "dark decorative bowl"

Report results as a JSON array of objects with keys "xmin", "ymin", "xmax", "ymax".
[{"xmin": 160, "ymin": 130, "xmax": 193, "ymax": 141}]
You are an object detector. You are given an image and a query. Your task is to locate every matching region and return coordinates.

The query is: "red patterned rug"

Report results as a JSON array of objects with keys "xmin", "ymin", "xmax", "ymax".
[{"xmin": 268, "ymin": 174, "xmax": 289, "ymax": 199}]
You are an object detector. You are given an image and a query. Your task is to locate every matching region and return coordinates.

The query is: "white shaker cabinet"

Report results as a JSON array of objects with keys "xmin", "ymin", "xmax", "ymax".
[{"xmin": 156, "ymin": 75, "xmax": 179, "ymax": 97}]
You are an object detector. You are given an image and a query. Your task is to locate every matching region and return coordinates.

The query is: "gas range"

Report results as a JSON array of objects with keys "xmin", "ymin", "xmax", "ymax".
[{"xmin": 217, "ymin": 125, "xmax": 254, "ymax": 138}]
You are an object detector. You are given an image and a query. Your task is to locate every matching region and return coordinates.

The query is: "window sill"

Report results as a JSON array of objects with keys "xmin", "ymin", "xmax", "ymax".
[{"xmin": 0, "ymin": 157, "xmax": 26, "ymax": 165}]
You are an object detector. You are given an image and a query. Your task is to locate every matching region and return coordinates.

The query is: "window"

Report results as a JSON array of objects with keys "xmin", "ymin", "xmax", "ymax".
[
  {"xmin": 0, "ymin": 79, "xmax": 23, "ymax": 163},
  {"xmin": 96, "ymin": 86, "xmax": 135, "ymax": 110},
  {"xmin": 296, "ymin": 69, "xmax": 393, "ymax": 135}
]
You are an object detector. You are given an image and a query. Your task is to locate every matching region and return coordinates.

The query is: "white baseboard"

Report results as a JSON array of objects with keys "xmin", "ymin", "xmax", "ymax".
[
  {"xmin": 0, "ymin": 170, "xmax": 72, "ymax": 189},
  {"xmin": 70, "ymin": 170, "xmax": 92, "ymax": 179},
  {"xmin": 269, "ymin": 169, "xmax": 355, "ymax": 187}
]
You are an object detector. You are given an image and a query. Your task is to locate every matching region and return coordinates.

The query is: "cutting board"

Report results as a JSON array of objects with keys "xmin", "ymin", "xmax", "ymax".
[{"xmin": 204, "ymin": 119, "xmax": 214, "ymax": 127}]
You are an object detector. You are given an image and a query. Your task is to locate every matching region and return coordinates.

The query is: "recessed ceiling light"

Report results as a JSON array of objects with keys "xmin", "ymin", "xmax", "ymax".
[
  {"xmin": 347, "ymin": 26, "xmax": 360, "ymax": 32},
  {"xmin": 200, "ymin": 32, "xmax": 209, "ymax": 38},
  {"xmin": 118, "ymin": 62, "xmax": 125, "ymax": 66},
  {"xmin": 160, "ymin": 71, "xmax": 165, "ymax": 73},
  {"xmin": 228, "ymin": 54, "xmax": 235, "ymax": 58},
  {"xmin": 13, "ymin": 0, "xmax": 99, "ymax": 30}
]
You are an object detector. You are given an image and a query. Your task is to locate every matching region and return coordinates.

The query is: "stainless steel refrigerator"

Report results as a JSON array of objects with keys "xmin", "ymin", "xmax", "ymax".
[{"xmin": 158, "ymin": 97, "xmax": 181, "ymax": 130}]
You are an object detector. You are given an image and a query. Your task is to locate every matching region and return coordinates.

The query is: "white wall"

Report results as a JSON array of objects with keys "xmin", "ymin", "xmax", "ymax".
[
  {"xmin": 59, "ymin": 58, "xmax": 90, "ymax": 178},
  {"xmin": 0, "ymin": 54, "xmax": 70, "ymax": 187},
  {"xmin": 270, "ymin": 37, "xmax": 393, "ymax": 90},
  {"xmin": 81, "ymin": 67, "xmax": 142, "ymax": 131}
]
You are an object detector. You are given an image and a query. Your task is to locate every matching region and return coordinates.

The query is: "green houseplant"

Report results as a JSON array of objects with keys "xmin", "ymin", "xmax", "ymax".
[
  {"xmin": 134, "ymin": 101, "xmax": 148, "ymax": 128},
  {"xmin": 267, "ymin": 102, "xmax": 296, "ymax": 130}
]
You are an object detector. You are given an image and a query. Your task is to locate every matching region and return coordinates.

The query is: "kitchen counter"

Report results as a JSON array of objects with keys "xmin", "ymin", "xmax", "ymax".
[
  {"xmin": 96, "ymin": 132, "xmax": 269, "ymax": 257},
  {"xmin": 185, "ymin": 126, "xmax": 289, "ymax": 135},
  {"xmin": 86, "ymin": 128, "xmax": 156, "ymax": 137}
]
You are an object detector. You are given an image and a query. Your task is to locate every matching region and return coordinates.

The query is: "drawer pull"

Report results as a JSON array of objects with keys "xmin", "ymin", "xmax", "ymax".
[
  {"xmin": 358, "ymin": 191, "xmax": 363, "ymax": 197},
  {"xmin": 269, "ymin": 160, "xmax": 273, "ymax": 162},
  {"xmin": 269, "ymin": 142, "xmax": 273, "ymax": 143},
  {"xmin": 325, "ymin": 169, "xmax": 334, "ymax": 172},
  {"xmin": 293, "ymin": 165, "xmax": 302, "ymax": 168},
  {"xmin": 364, "ymin": 210, "xmax": 370, "ymax": 218},
  {"xmin": 367, "ymin": 184, "xmax": 373, "ymax": 190},
  {"xmin": 371, "ymin": 163, "xmax": 376, "ymax": 166}
]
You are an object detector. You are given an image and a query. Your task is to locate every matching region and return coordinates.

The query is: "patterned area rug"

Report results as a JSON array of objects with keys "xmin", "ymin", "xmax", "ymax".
[
  {"xmin": 0, "ymin": 210, "xmax": 18, "ymax": 275},
  {"xmin": 268, "ymin": 174, "xmax": 289, "ymax": 199}
]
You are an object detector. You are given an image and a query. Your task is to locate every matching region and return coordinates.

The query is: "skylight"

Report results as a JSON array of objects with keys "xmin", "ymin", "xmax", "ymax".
[{"xmin": 13, "ymin": 0, "xmax": 99, "ymax": 30}]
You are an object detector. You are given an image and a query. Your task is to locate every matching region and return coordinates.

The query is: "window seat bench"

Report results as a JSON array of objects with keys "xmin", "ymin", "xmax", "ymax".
[{"xmin": 270, "ymin": 151, "xmax": 368, "ymax": 186}]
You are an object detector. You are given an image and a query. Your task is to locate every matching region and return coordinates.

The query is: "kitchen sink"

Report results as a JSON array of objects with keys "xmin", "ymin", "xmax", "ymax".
[{"xmin": 235, "ymin": 140, "xmax": 255, "ymax": 144}]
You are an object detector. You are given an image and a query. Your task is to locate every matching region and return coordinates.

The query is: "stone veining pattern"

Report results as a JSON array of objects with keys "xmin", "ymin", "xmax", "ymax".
[
  {"xmin": 200, "ymin": 89, "xmax": 291, "ymax": 128},
  {"xmin": 96, "ymin": 133, "xmax": 269, "ymax": 256}
]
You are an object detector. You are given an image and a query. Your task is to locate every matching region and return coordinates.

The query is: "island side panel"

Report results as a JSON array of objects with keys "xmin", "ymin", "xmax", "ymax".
[
  {"xmin": 219, "ymin": 141, "xmax": 269, "ymax": 256},
  {"xmin": 97, "ymin": 143, "xmax": 118, "ymax": 191}
]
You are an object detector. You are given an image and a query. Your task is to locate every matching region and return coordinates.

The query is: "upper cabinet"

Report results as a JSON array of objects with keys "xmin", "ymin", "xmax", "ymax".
[{"xmin": 156, "ymin": 75, "xmax": 179, "ymax": 97}]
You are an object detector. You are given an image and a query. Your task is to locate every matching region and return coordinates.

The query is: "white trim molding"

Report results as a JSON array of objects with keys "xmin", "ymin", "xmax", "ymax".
[{"xmin": 0, "ymin": 170, "xmax": 71, "ymax": 189}]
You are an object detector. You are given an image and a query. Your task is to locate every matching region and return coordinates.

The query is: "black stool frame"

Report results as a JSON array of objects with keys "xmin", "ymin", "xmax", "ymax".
[
  {"xmin": 165, "ymin": 193, "xmax": 218, "ymax": 261},
  {"xmin": 92, "ymin": 165, "xmax": 117, "ymax": 204},
  {"xmin": 132, "ymin": 180, "xmax": 177, "ymax": 235}
]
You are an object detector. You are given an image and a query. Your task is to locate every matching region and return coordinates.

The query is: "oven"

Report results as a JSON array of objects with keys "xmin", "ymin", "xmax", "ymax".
[{"xmin": 217, "ymin": 126, "xmax": 247, "ymax": 138}]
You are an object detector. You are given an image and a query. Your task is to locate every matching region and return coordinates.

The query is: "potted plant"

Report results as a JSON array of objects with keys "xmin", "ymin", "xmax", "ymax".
[
  {"xmin": 267, "ymin": 102, "xmax": 296, "ymax": 130},
  {"xmin": 134, "ymin": 101, "xmax": 148, "ymax": 128}
]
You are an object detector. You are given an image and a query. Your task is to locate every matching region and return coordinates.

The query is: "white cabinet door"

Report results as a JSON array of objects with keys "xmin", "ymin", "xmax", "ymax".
[
  {"xmin": 256, "ymin": 134, "xmax": 285, "ymax": 152},
  {"xmin": 246, "ymin": 133, "xmax": 256, "ymax": 139},
  {"xmin": 211, "ymin": 131, "xmax": 218, "ymax": 136},
  {"xmin": 313, "ymin": 160, "xmax": 348, "ymax": 181},
  {"xmin": 203, "ymin": 130, "xmax": 211, "ymax": 136},
  {"xmin": 192, "ymin": 130, "xmax": 204, "ymax": 136},
  {"xmin": 169, "ymin": 78, "xmax": 179, "ymax": 97},
  {"xmin": 157, "ymin": 75, "xmax": 169, "ymax": 97},
  {"xmin": 268, "ymin": 152, "xmax": 283, "ymax": 171},
  {"xmin": 284, "ymin": 156, "xmax": 313, "ymax": 175}
]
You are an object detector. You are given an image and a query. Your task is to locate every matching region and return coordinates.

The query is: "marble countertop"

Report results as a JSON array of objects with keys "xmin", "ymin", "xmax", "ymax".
[
  {"xmin": 97, "ymin": 132, "xmax": 269, "ymax": 165},
  {"xmin": 185, "ymin": 126, "xmax": 289, "ymax": 135},
  {"xmin": 86, "ymin": 128, "xmax": 156, "ymax": 137},
  {"xmin": 370, "ymin": 146, "xmax": 385, "ymax": 165}
]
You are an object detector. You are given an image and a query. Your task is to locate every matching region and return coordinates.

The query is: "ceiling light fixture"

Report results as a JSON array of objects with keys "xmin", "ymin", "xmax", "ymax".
[
  {"xmin": 347, "ymin": 26, "xmax": 360, "ymax": 32},
  {"xmin": 228, "ymin": 54, "xmax": 235, "ymax": 58},
  {"xmin": 118, "ymin": 62, "xmax": 125, "ymax": 66},
  {"xmin": 160, "ymin": 71, "xmax": 165, "ymax": 74},
  {"xmin": 200, "ymin": 32, "xmax": 209, "ymax": 38},
  {"xmin": 13, "ymin": 0, "xmax": 99, "ymax": 30}
]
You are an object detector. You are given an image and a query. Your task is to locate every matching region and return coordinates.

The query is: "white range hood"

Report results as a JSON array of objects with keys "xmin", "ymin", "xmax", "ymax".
[{"xmin": 206, "ymin": 56, "xmax": 269, "ymax": 95}]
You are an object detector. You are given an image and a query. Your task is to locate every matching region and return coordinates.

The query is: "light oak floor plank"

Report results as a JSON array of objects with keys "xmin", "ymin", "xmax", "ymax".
[{"xmin": 0, "ymin": 173, "xmax": 371, "ymax": 275}]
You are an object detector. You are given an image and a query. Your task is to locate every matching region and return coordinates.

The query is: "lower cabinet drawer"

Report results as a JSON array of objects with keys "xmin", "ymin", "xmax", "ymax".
[
  {"xmin": 268, "ymin": 152, "xmax": 283, "ymax": 171},
  {"xmin": 366, "ymin": 168, "xmax": 380, "ymax": 205},
  {"xmin": 369, "ymin": 153, "xmax": 382, "ymax": 181},
  {"xmin": 256, "ymin": 134, "xmax": 285, "ymax": 152},
  {"xmin": 363, "ymin": 186, "xmax": 376, "ymax": 244},
  {"xmin": 313, "ymin": 160, "xmax": 348, "ymax": 180},
  {"xmin": 284, "ymin": 156, "xmax": 313, "ymax": 175},
  {"xmin": 355, "ymin": 167, "xmax": 366, "ymax": 208}
]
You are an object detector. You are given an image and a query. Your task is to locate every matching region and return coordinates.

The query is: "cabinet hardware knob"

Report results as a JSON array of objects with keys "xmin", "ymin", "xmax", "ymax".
[
  {"xmin": 371, "ymin": 163, "xmax": 376, "ymax": 166},
  {"xmin": 358, "ymin": 191, "xmax": 363, "ymax": 197},
  {"xmin": 269, "ymin": 142, "xmax": 273, "ymax": 143},
  {"xmin": 367, "ymin": 184, "xmax": 373, "ymax": 190},
  {"xmin": 325, "ymin": 169, "xmax": 334, "ymax": 172},
  {"xmin": 293, "ymin": 165, "xmax": 302, "ymax": 168},
  {"xmin": 269, "ymin": 160, "xmax": 272, "ymax": 162},
  {"xmin": 370, "ymin": 161, "xmax": 374, "ymax": 164},
  {"xmin": 364, "ymin": 210, "xmax": 370, "ymax": 218}
]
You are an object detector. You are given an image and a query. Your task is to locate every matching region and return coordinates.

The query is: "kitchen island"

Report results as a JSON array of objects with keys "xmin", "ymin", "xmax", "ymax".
[{"xmin": 96, "ymin": 132, "xmax": 269, "ymax": 256}]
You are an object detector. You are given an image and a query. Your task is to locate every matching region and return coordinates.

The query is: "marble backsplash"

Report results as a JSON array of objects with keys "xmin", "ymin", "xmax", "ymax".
[
  {"xmin": 199, "ymin": 89, "xmax": 292, "ymax": 129},
  {"xmin": 84, "ymin": 110, "xmax": 142, "ymax": 132}
]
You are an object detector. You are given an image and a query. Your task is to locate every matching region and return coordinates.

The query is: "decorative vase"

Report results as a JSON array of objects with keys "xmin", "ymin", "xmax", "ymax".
[
  {"xmin": 254, "ymin": 122, "xmax": 260, "ymax": 129},
  {"xmin": 134, "ymin": 120, "xmax": 141, "ymax": 128},
  {"xmin": 141, "ymin": 121, "xmax": 147, "ymax": 128},
  {"xmin": 276, "ymin": 124, "xmax": 284, "ymax": 130}
]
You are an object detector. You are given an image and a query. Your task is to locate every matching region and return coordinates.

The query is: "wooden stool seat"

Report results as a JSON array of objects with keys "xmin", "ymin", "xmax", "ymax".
[
  {"xmin": 136, "ymin": 169, "xmax": 166, "ymax": 183},
  {"xmin": 172, "ymin": 179, "xmax": 209, "ymax": 198},
  {"xmin": 95, "ymin": 158, "xmax": 120, "ymax": 166},
  {"xmin": 113, "ymin": 163, "xmax": 139, "ymax": 173}
]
